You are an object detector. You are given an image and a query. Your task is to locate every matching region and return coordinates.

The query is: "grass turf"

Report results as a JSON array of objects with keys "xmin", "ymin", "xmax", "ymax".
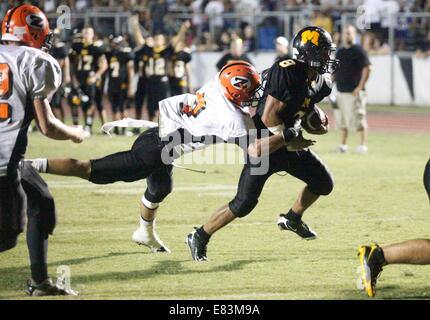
[{"xmin": 0, "ymin": 108, "xmax": 429, "ymax": 300}]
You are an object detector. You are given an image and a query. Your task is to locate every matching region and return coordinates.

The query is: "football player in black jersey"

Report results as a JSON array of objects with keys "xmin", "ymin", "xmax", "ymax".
[
  {"xmin": 169, "ymin": 41, "xmax": 192, "ymax": 96},
  {"xmin": 131, "ymin": 15, "xmax": 190, "ymax": 122},
  {"xmin": 106, "ymin": 35, "xmax": 135, "ymax": 135},
  {"xmin": 93, "ymin": 35, "xmax": 108, "ymax": 128},
  {"xmin": 187, "ymin": 26, "xmax": 339, "ymax": 261},
  {"xmin": 50, "ymin": 29, "xmax": 71, "ymax": 123},
  {"xmin": 70, "ymin": 27, "xmax": 108, "ymax": 134}
]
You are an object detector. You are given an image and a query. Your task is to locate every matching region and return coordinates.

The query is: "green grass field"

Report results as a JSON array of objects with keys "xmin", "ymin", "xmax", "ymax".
[{"xmin": 1, "ymin": 106, "xmax": 429, "ymax": 300}]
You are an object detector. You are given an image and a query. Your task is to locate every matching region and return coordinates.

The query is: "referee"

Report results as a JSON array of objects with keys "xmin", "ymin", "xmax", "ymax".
[{"xmin": 333, "ymin": 25, "xmax": 371, "ymax": 154}]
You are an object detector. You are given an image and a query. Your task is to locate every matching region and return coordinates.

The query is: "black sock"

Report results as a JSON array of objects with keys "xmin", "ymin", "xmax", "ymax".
[
  {"xmin": 286, "ymin": 209, "xmax": 302, "ymax": 222},
  {"xmin": 26, "ymin": 215, "xmax": 49, "ymax": 284},
  {"xmin": 375, "ymin": 247, "xmax": 388, "ymax": 267},
  {"xmin": 196, "ymin": 226, "xmax": 211, "ymax": 242}
]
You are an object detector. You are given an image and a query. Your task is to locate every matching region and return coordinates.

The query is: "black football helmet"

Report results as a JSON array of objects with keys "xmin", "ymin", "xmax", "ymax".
[{"xmin": 292, "ymin": 26, "xmax": 339, "ymax": 74}]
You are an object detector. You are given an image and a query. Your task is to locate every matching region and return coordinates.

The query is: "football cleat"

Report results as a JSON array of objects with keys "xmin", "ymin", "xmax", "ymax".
[
  {"xmin": 132, "ymin": 219, "xmax": 170, "ymax": 253},
  {"xmin": 186, "ymin": 229, "xmax": 208, "ymax": 262},
  {"xmin": 26, "ymin": 278, "xmax": 78, "ymax": 297},
  {"xmin": 84, "ymin": 125, "xmax": 92, "ymax": 137},
  {"xmin": 277, "ymin": 214, "xmax": 317, "ymax": 240},
  {"xmin": 355, "ymin": 145, "xmax": 368, "ymax": 154},
  {"xmin": 358, "ymin": 244, "xmax": 385, "ymax": 298},
  {"xmin": 333, "ymin": 144, "xmax": 348, "ymax": 153}
]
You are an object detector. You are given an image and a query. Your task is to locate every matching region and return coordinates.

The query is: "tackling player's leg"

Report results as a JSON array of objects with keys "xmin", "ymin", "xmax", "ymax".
[
  {"xmin": 30, "ymin": 128, "xmax": 173, "ymax": 253},
  {"xmin": 358, "ymin": 159, "xmax": 430, "ymax": 297},
  {"xmin": 132, "ymin": 166, "xmax": 173, "ymax": 253}
]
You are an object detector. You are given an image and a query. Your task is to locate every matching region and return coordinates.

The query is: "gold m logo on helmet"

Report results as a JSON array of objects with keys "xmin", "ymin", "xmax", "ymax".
[{"xmin": 301, "ymin": 30, "xmax": 320, "ymax": 46}]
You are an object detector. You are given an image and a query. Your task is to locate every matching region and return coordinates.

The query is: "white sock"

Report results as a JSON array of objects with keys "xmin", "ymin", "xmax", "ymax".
[
  {"xmin": 140, "ymin": 216, "xmax": 154, "ymax": 228},
  {"xmin": 30, "ymin": 158, "xmax": 48, "ymax": 173}
]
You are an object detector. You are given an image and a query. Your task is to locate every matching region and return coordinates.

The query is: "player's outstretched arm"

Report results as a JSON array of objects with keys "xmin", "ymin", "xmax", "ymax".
[
  {"xmin": 33, "ymin": 98, "xmax": 85, "ymax": 143},
  {"xmin": 171, "ymin": 20, "xmax": 191, "ymax": 48},
  {"xmin": 130, "ymin": 14, "xmax": 145, "ymax": 47},
  {"xmin": 127, "ymin": 60, "xmax": 135, "ymax": 98}
]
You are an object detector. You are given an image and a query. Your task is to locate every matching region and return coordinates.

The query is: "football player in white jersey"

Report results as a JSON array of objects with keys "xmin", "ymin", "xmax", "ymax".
[
  {"xmin": 30, "ymin": 61, "xmax": 302, "ymax": 253},
  {"xmin": 0, "ymin": 5, "xmax": 85, "ymax": 296}
]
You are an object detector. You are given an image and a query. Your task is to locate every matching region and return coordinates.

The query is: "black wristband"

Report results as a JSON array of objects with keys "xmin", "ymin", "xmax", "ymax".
[{"xmin": 282, "ymin": 127, "xmax": 299, "ymax": 143}]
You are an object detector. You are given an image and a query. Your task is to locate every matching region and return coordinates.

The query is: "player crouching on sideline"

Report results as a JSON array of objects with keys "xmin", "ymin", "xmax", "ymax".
[
  {"xmin": 29, "ymin": 61, "xmax": 300, "ymax": 253},
  {"xmin": 0, "ymin": 5, "xmax": 86, "ymax": 296},
  {"xmin": 358, "ymin": 159, "xmax": 430, "ymax": 298}
]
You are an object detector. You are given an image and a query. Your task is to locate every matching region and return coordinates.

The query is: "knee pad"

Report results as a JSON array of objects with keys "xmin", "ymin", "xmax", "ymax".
[
  {"xmin": 309, "ymin": 175, "xmax": 334, "ymax": 196},
  {"xmin": 143, "ymin": 183, "xmax": 172, "ymax": 205},
  {"xmin": 141, "ymin": 194, "xmax": 159, "ymax": 210},
  {"xmin": 228, "ymin": 196, "xmax": 258, "ymax": 218}
]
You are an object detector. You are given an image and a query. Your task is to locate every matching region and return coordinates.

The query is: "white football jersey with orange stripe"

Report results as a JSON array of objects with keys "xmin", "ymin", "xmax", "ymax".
[
  {"xmin": 158, "ymin": 77, "xmax": 255, "ymax": 154},
  {"xmin": 0, "ymin": 44, "xmax": 61, "ymax": 176}
]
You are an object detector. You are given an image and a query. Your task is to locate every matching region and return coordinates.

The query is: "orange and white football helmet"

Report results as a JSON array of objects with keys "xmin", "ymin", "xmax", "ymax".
[
  {"xmin": 218, "ymin": 61, "xmax": 262, "ymax": 107},
  {"xmin": 1, "ymin": 4, "xmax": 52, "ymax": 50}
]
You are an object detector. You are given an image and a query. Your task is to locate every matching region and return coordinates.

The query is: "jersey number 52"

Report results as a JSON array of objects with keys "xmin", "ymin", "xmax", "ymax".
[{"xmin": 0, "ymin": 63, "xmax": 12, "ymax": 121}]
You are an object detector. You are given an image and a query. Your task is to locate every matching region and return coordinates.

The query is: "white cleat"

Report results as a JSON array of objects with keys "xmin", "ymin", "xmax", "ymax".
[
  {"xmin": 333, "ymin": 144, "xmax": 348, "ymax": 153},
  {"xmin": 355, "ymin": 145, "xmax": 368, "ymax": 154},
  {"xmin": 132, "ymin": 219, "xmax": 170, "ymax": 253}
]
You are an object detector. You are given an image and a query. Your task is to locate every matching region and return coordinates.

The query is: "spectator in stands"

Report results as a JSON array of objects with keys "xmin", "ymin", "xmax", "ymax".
[
  {"xmin": 196, "ymin": 31, "xmax": 217, "ymax": 51},
  {"xmin": 311, "ymin": 10, "xmax": 333, "ymax": 34},
  {"xmin": 216, "ymin": 38, "xmax": 252, "ymax": 70},
  {"xmin": 275, "ymin": 36, "xmax": 291, "ymax": 60},
  {"xmin": 135, "ymin": 9, "xmax": 152, "ymax": 40},
  {"xmin": 204, "ymin": 0, "xmax": 224, "ymax": 37},
  {"xmin": 334, "ymin": 24, "xmax": 371, "ymax": 154},
  {"xmin": 150, "ymin": 0, "xmax": 168, "ymax": 34},
  {"xmin": 362, "ymin": 31, "xmax": 391, "ymax": 55},
  {"xmin": 233, "ymin": 0, "xmax": 261, "ymax": 27},
  {"xmin": 242, "ymin": 24, "xmax": 256, "ymax": 52},
  {"xmin": 416, "ymin": 30, "xmax": 430, "ymax": 58},
  {"xmin": 217, "ymin": 31, "xmax": 231, "ymax": 51}
]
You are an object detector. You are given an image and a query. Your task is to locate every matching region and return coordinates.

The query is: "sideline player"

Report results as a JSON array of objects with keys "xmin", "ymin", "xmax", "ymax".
[
  {"xmin": 29, "ymin": 61, "xmax": 303, "ymax": 253},
  {"xmin": 131, "ymin": 14, "xmax": 190, "ymax": 122},
  {"xmin": 358, "ymin": 159, "xmax": 430, "ymax": 297},
  {"xmin": 169, "ymin": 41, "xmax": 192, "ymax": 96},
  {"xmin": 186, "ymin": 26, "xmax": 338, "ymax": 261},
  {"xmin": 50, "ymin": 29, "xmax": 71, "ymax": 123},
  {"xmin": 0, "ymin": 5, "xmax": 85, "ymax": 296},
  {"xmin": 106, "ymin": 36, "xmax": 134, "ymax": 135},
  {"xmin": 70, "ymin": 27, "xmax": 108, "ymax": 134}
]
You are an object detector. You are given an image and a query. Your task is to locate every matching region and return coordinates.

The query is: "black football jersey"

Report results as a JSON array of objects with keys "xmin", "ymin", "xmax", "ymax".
[
  {"xmin": 169, "ymin": 50, "xmax": 192, "ymax": 82},
  {"xmin": 51, "ymin": 42, "xmax": 69, "ymax": 60},
  {"xmin": 71, "ymin": 41, "xmax": 106, "ymax": 84},
  {"xmin": 106, "ymin": 47, "xmax": 134, "ymax": 89},
  {"xmin": 257, "ymin": 58, "xmax": 332, "ymax": 129},
  {"xmin": 134, "ymin": 44, "xmax": 173, "ymax": 80}
]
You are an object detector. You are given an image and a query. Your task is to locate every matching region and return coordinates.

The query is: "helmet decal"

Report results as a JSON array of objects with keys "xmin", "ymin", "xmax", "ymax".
[
  {"xmin": 26, "ymin": 14, "xmax": 44, "ymax": 30},
  {"xmin": 231, "ymin": 76, "xmax": 251, "ymax": 90},
  {"xmin": 300, "ymin": 30, "xmax": 320, "ymax": 46}
]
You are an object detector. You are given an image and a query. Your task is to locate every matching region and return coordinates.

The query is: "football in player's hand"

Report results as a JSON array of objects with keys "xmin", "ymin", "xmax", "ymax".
[{"xmin": 301, "ymin": 105, "xmax": 329, "ymax": 134}]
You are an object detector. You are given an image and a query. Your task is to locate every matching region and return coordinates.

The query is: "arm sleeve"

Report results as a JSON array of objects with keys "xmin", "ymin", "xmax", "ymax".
[
  {"xmin": 28, "ymin": 54, "xmax": 62, "ymax": 100},
  {"xmin": 358, "ymin": 46, "xmax": 371, "ymax": 68},
  {"xmin": 266, "ymin": 63, "xmax": 293, "ymax": 103},
  {"xmin": 309, "ymin": 74, "xmax": 333, "ymax": 104}
]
